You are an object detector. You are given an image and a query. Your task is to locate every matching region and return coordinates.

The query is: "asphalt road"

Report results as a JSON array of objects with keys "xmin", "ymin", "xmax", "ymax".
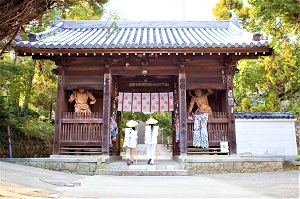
[{"xmin": 0, "ymin": 161, "xmax": 299, "ymax": 199}]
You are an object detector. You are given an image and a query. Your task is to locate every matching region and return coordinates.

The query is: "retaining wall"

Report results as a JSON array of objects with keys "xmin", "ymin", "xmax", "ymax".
[
  {"xmin": 178, "ymin": 156, "xmax": 284, "ymax": 174},
  {"xmin": 0, "ymin": 157, "xmax": 102, "ymax": 175}
]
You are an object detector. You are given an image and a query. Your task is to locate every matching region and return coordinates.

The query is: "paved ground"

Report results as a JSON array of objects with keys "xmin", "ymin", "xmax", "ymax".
[
  {"xmin": 101, "ymin": 144, "xmax": 185, "ymax": 173},
  {"xmin": 1, "ymin": 160, "xmax": 299, "ymax": 198},
  {"xmin": 1, "ymin": 145, "xmax": 299, "ymax": 198}
]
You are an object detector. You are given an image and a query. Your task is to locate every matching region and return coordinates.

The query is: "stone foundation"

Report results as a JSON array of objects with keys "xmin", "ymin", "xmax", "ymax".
[
  {"xmin": 177, "ymin": 156, "xmax": 284, "ymax": 174},
  {"xmin": 1, "ymin": 156, "xmax": 285, "ymax": 175},
  {"xmin": 0, "ymin": 157, "xmax": 103, "ymax": 175}
]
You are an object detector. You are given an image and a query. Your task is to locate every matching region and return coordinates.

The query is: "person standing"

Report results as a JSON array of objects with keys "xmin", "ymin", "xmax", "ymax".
[
  {"xmin": 123, "ymin": 120, "xmax": 138, "ymax": 166},
  {"xmin": 144, "ymin": 117, "xmax": 159, "ymax": 165}
]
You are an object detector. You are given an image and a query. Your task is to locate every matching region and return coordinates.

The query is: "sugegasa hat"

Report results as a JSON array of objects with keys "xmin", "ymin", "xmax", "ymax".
[
  {"xmin": 126, "ymin": 120, "xmax": 138, "ymax": 128},
  {"xmin": 146, "ymin": 117, "xmax": 158, "ymax": 124}
]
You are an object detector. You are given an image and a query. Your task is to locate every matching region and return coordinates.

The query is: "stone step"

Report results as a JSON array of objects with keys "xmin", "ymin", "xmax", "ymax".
[
  {"xmin": 95, "ymin": 159, "xmax": 189, "ymax": 176},
  {"xmin": 95, "ymin": 169, "xmax": 189, "ymax": 176}
]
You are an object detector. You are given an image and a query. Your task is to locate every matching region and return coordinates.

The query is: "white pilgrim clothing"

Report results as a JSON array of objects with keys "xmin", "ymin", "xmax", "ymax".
[
  {"xmin": 123, "ymin": 128, "xmax": 138, "ymax": 163},
  {"xmin": 145, "ymin": 125, "xmax": 159, "ymax": 164},
  {"xmin": 123, "ymin": 128, "xmax": 138, "ymax": 148}
]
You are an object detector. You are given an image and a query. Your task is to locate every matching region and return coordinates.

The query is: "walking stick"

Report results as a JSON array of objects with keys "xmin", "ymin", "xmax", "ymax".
[
  {"xmin": 156, "ymin": 143, "xmax": 158, "ymax": 164},
  {"xmin": 136, "ymin": 144, "xmax": 138, "ymax": 165}
]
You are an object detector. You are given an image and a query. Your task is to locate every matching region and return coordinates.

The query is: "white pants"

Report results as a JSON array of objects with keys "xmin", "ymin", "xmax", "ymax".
[{"xmin": 146, "ymin": 144, "xmax": 156, "ymax": 164}]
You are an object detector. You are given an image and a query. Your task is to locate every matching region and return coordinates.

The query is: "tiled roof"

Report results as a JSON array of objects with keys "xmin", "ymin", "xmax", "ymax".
[
  {"xmin": 235, "ymin": 112, "xmax": 296, "ymax": 119},
  {"xmin": 13, "ymin": 18, "xmax": 269, "ymax": 51}
]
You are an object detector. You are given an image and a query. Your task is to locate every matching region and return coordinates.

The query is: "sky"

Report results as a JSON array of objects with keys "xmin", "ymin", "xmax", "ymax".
[{"xmin": 103, "ymin": 0, "xmax": 220, "ymax": 21}]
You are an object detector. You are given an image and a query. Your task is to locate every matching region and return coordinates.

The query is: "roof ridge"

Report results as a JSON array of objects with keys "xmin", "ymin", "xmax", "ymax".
[{"xmin": 53, "ymin": 20, "xmax": 232, "ymax": 29}]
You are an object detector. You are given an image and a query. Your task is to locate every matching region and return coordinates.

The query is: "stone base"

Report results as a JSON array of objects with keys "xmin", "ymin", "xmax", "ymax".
[
  {"xmin": 178, "ymin": 155, "xmax": 284, "ymax": 174},
  {"xmin": 0, "ymin": 155, "xmax": 286, "ymax": 176}
]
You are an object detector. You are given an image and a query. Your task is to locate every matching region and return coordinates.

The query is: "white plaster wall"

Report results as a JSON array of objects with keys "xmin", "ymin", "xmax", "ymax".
[{"xmin": 235, "ymin": 119, "xmax": 298, "ymax": 159}]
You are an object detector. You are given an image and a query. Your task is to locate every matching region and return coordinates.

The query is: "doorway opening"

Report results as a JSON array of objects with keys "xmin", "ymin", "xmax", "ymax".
[{"xmin": 116, "ymin": 112, "xmax": 174, "ymax": 161}]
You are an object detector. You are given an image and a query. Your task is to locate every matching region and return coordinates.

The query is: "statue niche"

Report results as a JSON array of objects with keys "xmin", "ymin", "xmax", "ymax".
[
  {"xmin": 188, "ymin": 89, "xmax": 214, "ymax": 116},
  {"xmin": 68, "ymin": 89, "xmax": 96, "ymax": 113}
]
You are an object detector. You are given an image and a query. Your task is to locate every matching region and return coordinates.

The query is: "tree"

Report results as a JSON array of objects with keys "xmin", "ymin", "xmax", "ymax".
[
  {"xmin": 0, "ymin": 0, "xmax": 117, "ymax": 157},
  {"xmin": 248, "ymin": 0, "xmax": 300, "ymax": 31},
  {"xmin": 212, "ymin": 0, "xmax": 251, "ymax": 28},
  {"xmin": 247, "ymin": 0, "xmax": 300, "ymax": 114},
  {"xmin": 0, "ymin": 0, "xmax": 109, "ymax": 55},
  {"xmin": 213, "ymin": 0, "xmax": 300, "ymax": 116}
]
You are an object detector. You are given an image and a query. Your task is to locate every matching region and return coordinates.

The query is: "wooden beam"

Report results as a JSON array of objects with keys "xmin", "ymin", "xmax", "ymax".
[
  {"xmin": 111, "ymin": 69, "xmax": 179, "ymax": 75},
  {"xmin": 178, "ymin": 69, "xmax": 188, "ymax": 154},
  {"xmin": 102, "ymin": 70, "xmax": 112, "ymax": 156},
  {"xmin": 16, "ymin": 46, "xmax": 273, "ymax": 55},
  {"xmin": 53, "ymin": 67, "xmax": 63, "ymax": 155},
  {"xmin": 186, "ymin": 83, "xmax": 226, "ymax": 90},
  {"xmin": 225, "ymin": 63, "xmax": 237, "ymax": 154}
]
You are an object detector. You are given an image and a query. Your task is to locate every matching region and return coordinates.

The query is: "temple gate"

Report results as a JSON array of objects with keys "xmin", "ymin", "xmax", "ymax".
[{"xmin": 12, "ymin": 17, "xmax": 273, "ymax": 158}]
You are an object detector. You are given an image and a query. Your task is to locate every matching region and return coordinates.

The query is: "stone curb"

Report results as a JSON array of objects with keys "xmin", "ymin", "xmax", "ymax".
[{"xmin": 95, "ymin": 169, "xmax": 189, "ymax": 176}]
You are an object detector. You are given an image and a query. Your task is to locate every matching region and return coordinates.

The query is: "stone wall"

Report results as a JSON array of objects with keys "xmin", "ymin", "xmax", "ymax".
[
  {"xmin": 0, "ymin": 139, "xmax": 52, "ymax": 158},
  {"xmin": 178, "ymin": 157, "xmax": 283, "ymax": 174},
  {"xmin": 0, "ymin": 157, "xmax": 102, "ymax": 176}
]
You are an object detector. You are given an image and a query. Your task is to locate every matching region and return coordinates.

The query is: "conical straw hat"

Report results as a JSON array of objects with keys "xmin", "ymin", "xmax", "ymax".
[
  {"xmin": 126, "ymin": 120, "xmax": 138, "ymax": 127},
  {"xmin": 146, "ymin": 117, "xmax": 158, "ymax": 124}
]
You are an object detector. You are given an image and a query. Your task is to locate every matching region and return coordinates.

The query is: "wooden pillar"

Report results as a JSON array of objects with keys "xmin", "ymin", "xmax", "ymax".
[
  {"xmin": 102, "ymin": 67, "xmax": 112, "ymax": 156},
  {"xmin": 225, "ymin": 62, "xmax": 237, "ymax": 154},
  {"xmin": 53, "ymin": 66, "xmax": 63, "ymax": 155},
  {"xmin": 178, "ymin": 69, "xmax": 187, "ymax": 155}
]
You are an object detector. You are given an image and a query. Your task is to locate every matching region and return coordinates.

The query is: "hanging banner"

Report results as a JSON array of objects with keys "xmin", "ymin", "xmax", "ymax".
[
  {"xmin": 118, "ymin": 92, "xmax": 174, "ymax": 112},
  {"xmin": 168, "ymin": 92, "xmax": 174, "ymax": 111},
  {"xmin": 132, "ymin": 93, "xmax": 142, "ymax": 112},
  {"xmin": 159, "ymin": 92, "xmax": 168, "ymax": 112},
  {"xmin": 117, "ymin": 92, "xmax": 123, "ymax": 112},
  {"xmin": 151, "ymin": 93, "xmax": 159, "ymax": 112},
  {"xmin": 142, "ymin": 93, "xmax": 150, "ymax": 112},
  {"xmin": 123, "ymin": 93, "xmax": 132, "ymax": 112}
]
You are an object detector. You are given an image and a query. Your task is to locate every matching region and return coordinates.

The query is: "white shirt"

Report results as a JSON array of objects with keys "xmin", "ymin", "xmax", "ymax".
[
  {"xmin": 123, "ymin": 128, "xmax": 138, "ymax": 148},
  {"xmin": 144, "ymin": 125, "xmax": 159, "ymax": 145}
]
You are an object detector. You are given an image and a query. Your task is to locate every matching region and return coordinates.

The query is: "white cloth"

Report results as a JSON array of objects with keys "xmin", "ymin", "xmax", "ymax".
[
  {"xmin": 146, "ymin": 144, "xmax": 156, "ymax": 164},
  {"xmin": 123, "ymin": 128, "xmax": 138, "ymax": 148},
  {"xmin": 145, "ymin": 125, "xmax": 159, "ymax": 164},
  {"xmin": 144, "ymin": 125, "xmax": 159, "ymax": 144}
]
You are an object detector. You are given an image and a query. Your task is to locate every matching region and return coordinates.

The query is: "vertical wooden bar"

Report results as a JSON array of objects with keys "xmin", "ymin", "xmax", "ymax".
[
  {"xmin": 102, "ymin": 69, "xmax": 112, "ymax": 156},
  {"xmin": 53, "ymin": 67, "xmax": 63, "ymax": 155},
  {"xmin": 178, "ymin": 69, "xmax": 187, "ymax": 155},
  {"xmin": 226, "ymin": 61, "xmax": 237, "ymax": 154}
]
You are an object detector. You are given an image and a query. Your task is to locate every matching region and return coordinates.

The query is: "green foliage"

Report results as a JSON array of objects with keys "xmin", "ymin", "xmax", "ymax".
[
  {"xmin": 212, "ymin": 0, "xmax": 251, "ymax": 28},
  {"xmin": 248, "ymin": 0, "xmax": 300, "ymax": 32},
  {"xmin": 213, "ymin": 0, "xmax": 244, "ymax": 20},
  {"xmin": 0, "ymin": 51, "xmax": 57, "ymax": 152},
  {"xmin": 60, "ymin": 0, "xmax": 108, "ymax": 19},
  {"xmin": 20, "ymin": 117, "xmax": 54, "ymax": 141},
  {"xmin": 213, "ymin": 0, "xmax": 300, "ymax": 116},
  {"xmin": 65, "ymin": 1, "xmax": 105, "ymax": 20},
  {"xmin": 120, "ymin": 112, "xmax": 173, "ymax": 138},
  {"xmin": 0, "ymin": 92, "xmax": 13, "ymax": 127}
]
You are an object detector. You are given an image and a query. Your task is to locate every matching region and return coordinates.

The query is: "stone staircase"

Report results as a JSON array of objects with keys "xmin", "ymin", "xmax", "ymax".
[
  {"xmin": 95, "ymin": 158, "xmax": 189, "ymax": 176},
  {"xmin": 95, "ymin": 144, "xmax": 188, "ymax": 176}
]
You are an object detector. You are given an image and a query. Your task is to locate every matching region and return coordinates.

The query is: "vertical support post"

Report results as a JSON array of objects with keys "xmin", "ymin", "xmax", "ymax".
[
  {"xmin": 178, "ymin": 69, "xmax": 187, "ymax": 155},
  {"xmin": 226, "ymin": 63, "xmax": 237, "ymax": 154},
  {"xmin": 102, "ymin": 68, "xmax": 112, "ymax": 156},
  {"xmin": 53, "ymin": 67, "xmax": 63, "ymax": 155},
  {"xmin": 7, "ymin": 126, "xmax": 12, "ymax": 158}
]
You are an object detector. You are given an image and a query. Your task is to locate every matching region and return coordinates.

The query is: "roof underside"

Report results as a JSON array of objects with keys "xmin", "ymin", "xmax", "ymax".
[{"xmin": 12, "ymin": 20, "xmax": 272, "ymax": 55}]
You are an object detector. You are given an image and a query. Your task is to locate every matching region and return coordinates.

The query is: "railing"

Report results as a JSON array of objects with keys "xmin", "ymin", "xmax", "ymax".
[
  {"xmin": 187, "ymin": 112, "xmax": 228, "ymax": 146},
  {"xmin": 61, "ymin": 112, "xmax": 103, "ymax": 146}
]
